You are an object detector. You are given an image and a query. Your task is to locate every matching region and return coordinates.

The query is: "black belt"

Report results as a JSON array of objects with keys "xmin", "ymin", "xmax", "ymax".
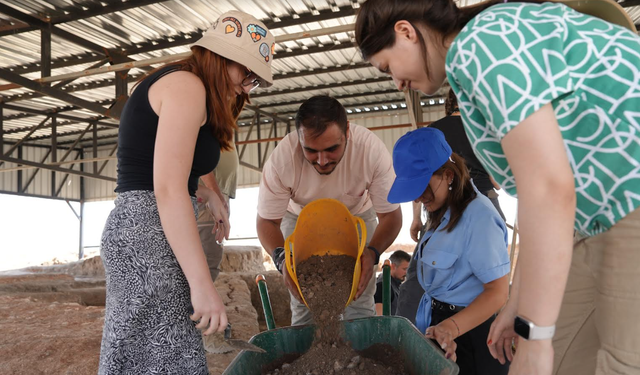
[{"xmin": 431, "ymin": 298, "xmax": 465, "ymax": 313}]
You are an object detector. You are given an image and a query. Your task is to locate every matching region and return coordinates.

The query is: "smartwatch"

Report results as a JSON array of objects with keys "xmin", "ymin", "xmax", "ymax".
[{"xmin": 514, "ymin": 315, "xmax": 556, "ymax": 340}]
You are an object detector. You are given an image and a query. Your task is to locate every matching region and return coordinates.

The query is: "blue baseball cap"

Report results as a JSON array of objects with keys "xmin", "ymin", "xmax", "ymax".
[{"xmin": 387, "ymin": 127, "xmax": 452, "ymax": 204}]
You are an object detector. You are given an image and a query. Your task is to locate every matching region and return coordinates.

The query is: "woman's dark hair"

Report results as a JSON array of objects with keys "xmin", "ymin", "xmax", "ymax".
[
  {"xmin": 426, "ymin": 152, "xmax": 477, "ymax": 232},
  {"xmin": 295, "ymin": 95, "xmax": 348, "ymax": 138},
  {"xmin": 355, "ymin": 0, "xmax": 543, "ymax": 81},
  {"xmin": 445, "ymin": 88, "xmax": 459, "ymax": 116},
  {"xmin": 134, "ymin": 46, "xmax": 246, "ymax": 151}
]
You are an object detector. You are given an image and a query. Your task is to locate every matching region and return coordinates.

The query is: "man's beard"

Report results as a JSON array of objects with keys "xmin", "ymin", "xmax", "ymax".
[{"xmin": 313, "ymin": 162, "xmax": 338, "ymax": 175}]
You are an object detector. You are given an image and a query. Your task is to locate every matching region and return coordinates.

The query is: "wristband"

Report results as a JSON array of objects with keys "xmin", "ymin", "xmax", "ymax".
[
  {"xmin": 272, "ymin": 246, "xmax": 286, "ymax": 274},
  {"xmin": 367, "ymin": 245, "xmax": 381, "ymax": 265}
]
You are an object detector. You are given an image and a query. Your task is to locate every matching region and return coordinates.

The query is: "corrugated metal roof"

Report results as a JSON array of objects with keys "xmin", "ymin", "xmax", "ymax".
[{"xmin": 0, "ymin": 0, "xmax": 638, "ymax": 199}]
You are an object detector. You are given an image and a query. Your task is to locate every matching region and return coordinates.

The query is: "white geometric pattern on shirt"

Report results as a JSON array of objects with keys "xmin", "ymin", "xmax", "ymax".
[{"xmin": 446, "ymin": 3, "xmax": 640, "ymax": 237}]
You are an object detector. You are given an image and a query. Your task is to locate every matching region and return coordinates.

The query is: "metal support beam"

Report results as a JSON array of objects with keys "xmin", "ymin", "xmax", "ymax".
[
  {"xmin": 0, "ymin": 69, "xmax": 115, "ymax": 118},
  {"xmin": 93, "ymin": 123, "xmax": 98, "ymax": 173},
  {"xmin": 239, "ymin": 113, "xmax": 257, "ymax": 161},
  {"xmin": 261, "ymin": 119, "xmax": 275, "ymax": 167},
  {"xmin": 0, "ymin": 3, "xmax": 109, "ymax": 55},
  {"xmin": 273, "ymin": 62, "xmax": 370, "ymax": 80},
  {"xmin": 97, "ymin": 144, "xmax": 118, "ymax": 175},
  {"xmin": 78, "ymin": 200, "xmax": 85, "ymax": 259},
  {"xmin": 0, "ymin": 155, "xmax": 115, "ymax": 182},
  {"xmin": 619, "ymin": 0, "xmax": 640, "ymax": 7},
  {"xmin": 0, "ymin": 103, "xmax": 3, "ymax": 153},
  {"xmin": 10, "ymin": 28, "xmax": 357, "ymax": 88},
  {"xmin": 0, "ymin": 0, "xmax": 173, "ymax": 38},
  {"xmin": 79, "ymin": 151, "xmax": 85, "ymax": 259},
  {"xmin": 1, "ymin": 116, "xmax": 50, "ymax": 162},
  {"xmin": 239, "ymin": 161, "xmax": 262, "ymax": 173},
  {"xmin": 17, "ymin": 146, "xmax": 22, "ymax": 192},
  {"xmin": 244, "ymin": 104, "xmax": 290, "ymax": 123},
  {"xmin": 51, "ymin": 114, "xmax": 57, "ymax": 195},
  {"xmin": 251, "ymin": 77, "xmax": 392, "ymax": 99},
  {"xmin": 273, "ymin": 43, "xmax": 353, "ymax": 60},
  {"xmin": 2, "ymin": 58, "xmax": 113, "ymax": 100},
  {"xmin": 55, "ymin": 151, "xmax": 81, "ymax": 198},
  {"xmin": 2, "ymin": 103, "xmax": 118, "ymax": 128},
  {"xmin": 263, "ymin": 5, "xmax": 356, "ymax": 29},
  {"xmin": 21, "ymin": 148, "xmax": 52, "ymax": 193},
  {"xmin": 109, "ymin": 69, "xmax": 130, "ymax": 119},
  {"xmin": 259, "ymin": 89, "xmax": 401, "ymax": 109},
  {"xmin": 41, "ymin": 23, "xmax": 51, "ymax": 88},
  {"xmin": 59, "ymin": 124, "xmax": 93, "ymax": 163}
]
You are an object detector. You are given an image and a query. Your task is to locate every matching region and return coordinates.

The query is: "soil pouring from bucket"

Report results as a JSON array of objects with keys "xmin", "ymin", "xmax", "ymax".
[{"xmin": 263, "ymin": 254, "xmax": 409, "ymax": 375}]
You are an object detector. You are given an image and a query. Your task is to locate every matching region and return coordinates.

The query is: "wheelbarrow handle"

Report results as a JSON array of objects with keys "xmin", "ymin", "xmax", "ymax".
[
  {"xmin": 382, "ymin": 259, "xmax": 392, "ymax": 316},
  {"xmin": 255, "ymin": 274, "xmax": 277, "ymax": 330}
]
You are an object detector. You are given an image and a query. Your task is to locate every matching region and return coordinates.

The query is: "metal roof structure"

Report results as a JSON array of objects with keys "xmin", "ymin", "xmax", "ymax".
[{"xmin": 1, "ymin": 0, "xmax": 639, "ymax": 203}]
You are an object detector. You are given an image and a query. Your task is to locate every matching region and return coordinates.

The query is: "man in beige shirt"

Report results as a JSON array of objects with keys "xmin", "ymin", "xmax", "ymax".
[{"xmin": 257, "ymin": 95, "xmax": 402, "ymax": 325}]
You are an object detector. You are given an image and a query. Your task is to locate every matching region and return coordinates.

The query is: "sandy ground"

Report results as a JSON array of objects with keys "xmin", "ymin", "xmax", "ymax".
[{"xmin": 0, "ymin": 248, "xmax": 282, "ymax": 375}]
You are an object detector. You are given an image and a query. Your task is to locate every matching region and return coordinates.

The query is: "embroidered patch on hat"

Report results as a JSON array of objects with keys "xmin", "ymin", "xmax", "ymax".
[
  {"xmin": 247, "ymin": 24, "xmax": 267, "ymax": 42},
  {"xmin": 222, "ymin": 17, "xmax": 242, "ymax": 37},
  {"xmin": 259, "ymin": 42, "xmax": 270, "ymax": 62}
]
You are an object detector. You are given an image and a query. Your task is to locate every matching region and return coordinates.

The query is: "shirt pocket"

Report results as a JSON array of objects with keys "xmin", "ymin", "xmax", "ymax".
[
  {"xmin": 419, "ymin": 250, "xmax": 459, "ymax": 291},
  {"xmin": 340, "ymin": 192, "xmax": 366, "ymax": 211}
]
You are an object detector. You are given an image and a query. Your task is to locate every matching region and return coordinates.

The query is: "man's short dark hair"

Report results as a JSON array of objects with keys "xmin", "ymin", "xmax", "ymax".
[
  {"xmin": 389, "ymin": 250, "xmax": 411, "ymax": 265},
  {"xmin": 295, "ymin": 95, "xmax": 348, "ymax": 138}
]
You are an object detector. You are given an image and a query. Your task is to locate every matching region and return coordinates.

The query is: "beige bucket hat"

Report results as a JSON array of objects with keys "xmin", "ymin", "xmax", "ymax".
[{"xmin": 192, "ymin": 10, "xmax": 275, "ymax": 87}]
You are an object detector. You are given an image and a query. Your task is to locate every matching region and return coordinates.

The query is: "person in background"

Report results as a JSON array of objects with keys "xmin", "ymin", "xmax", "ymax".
[
  {"xmin": 99, "ymin": 10, "xmax": 273, "ymax": 374},
  {"xmin": 401, "ymin": 88, "xmax": 507, "ymax": 325},
  {"xmin": 374, "ymin": 250, "xmax": 411, "ymax": 315},
  {"xmin": 197, "ymin": 141, "xmax": 240, "ymax": 283},
  {"xmin": 388, "ymin": 126, "xmax": 510, "ymax": 373},
  {"xmin": 256, "ymin": 95, "xmax": 402, "ymax": 326},
  {"xmin": 411, "ymin": 88, "xmax": 505, "ymax": 242},
  {"xmin": 356, "ymin": 0, "xmax": 640, "ymax": 373}
]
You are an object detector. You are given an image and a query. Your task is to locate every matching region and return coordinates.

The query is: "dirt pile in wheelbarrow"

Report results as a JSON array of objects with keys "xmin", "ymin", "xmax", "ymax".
[{"xmin": 263, "ymin": 255, "xmax": 408, "ymax": 375}]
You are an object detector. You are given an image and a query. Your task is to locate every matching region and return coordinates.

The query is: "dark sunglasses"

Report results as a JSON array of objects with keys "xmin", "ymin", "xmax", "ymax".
[{"xmin": 242, "ymin": 68, "xmax": 260, "ymax": 92}]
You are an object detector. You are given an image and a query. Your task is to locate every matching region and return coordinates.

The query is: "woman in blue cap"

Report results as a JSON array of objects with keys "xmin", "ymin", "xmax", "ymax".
[{"xmin": 388, "ymin": 126, "xmax": 510, "ymax": 373}]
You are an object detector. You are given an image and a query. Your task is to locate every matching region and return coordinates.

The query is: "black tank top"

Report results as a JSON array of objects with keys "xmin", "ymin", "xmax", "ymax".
[{"xmin": 115, "ymin": 66, "xmax": 220, "ymax": 196}]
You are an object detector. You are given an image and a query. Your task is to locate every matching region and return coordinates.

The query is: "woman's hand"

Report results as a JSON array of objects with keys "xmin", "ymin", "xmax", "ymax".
[
  {"xmin": 205, "ymin": 191, "xmax": 230, "ymax": 243},
  {"xmin": 509, "ymin": 339, "xmax": 553, "ymax": 375},
  {"xmin": 488, "ymin": 299, "xmax": 518, "ymax": 364},
  {"xmin": 425, "ymin": 319, "xmax": 458, "ymax": 361},
  {"xmin": 190, "ymin": 282, "xmax": 228, "ymax": 336},
  {"xmin": 410, "ymin": 219, "xmax": 423, "ymax": 242}
]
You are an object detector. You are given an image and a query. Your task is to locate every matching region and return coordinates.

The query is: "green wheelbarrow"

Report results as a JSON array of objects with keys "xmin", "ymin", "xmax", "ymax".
[{"xmin": 222, "ymin": 261, "xmax": 459, "ymax": 375}]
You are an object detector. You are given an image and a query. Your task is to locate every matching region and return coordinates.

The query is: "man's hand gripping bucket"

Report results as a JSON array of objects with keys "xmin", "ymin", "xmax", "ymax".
[{"xmin": 284, "ymin": 198, "xmax": 367, "ymax": 309}]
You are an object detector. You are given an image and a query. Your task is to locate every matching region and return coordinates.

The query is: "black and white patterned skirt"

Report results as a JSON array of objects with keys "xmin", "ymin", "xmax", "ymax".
[{"xmin": 99, "ymin": 190, "xmax": 208, "ymax": 375}]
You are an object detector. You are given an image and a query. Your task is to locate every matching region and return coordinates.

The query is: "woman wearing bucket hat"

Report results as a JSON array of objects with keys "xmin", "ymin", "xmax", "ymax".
[
  {"xmin": 355, "ymin": 0, "xmax": 640, "ymax": 374},
  {"xmin": 99, "ymin": 10, "xmax": 274, "ymax": 374},
  {"xmin": 388, "ymin": 127, "xmax": 511, "ymax": 373}
]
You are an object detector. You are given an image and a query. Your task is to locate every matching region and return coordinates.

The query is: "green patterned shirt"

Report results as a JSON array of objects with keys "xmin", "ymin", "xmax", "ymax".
[{"xmin": 446, "ymin": 2, "xmax": 640, "ymax": 237}]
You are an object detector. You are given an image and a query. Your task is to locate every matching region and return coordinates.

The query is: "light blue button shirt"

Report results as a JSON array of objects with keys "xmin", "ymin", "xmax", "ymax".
[{"xmin": 415, "ymin": 190, "xmax": 510, "ymax": 333}]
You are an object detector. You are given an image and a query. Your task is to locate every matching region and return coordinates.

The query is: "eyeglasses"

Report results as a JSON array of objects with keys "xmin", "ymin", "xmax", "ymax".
[{"xmin": 242, "ymin": 68, "xmax": 260, "ymax": 92}]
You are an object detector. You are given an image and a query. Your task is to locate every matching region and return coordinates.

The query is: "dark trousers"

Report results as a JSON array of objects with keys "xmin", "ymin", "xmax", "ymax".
[{"xmin": 431, "ymin": 307, "xmax": 510, "ymax": 375}]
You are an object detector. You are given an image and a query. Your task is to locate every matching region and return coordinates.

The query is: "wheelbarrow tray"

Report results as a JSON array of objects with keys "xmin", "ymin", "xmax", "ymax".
[{"xmin": 222, "ymin": 315, "xmax": 459, "ymax": 375}]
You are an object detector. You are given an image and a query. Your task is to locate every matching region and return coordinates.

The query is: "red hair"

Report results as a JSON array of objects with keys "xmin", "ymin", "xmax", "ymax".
[{"xmin": 135, "ymin": 46, "xmax": 247, "ymax": 151}]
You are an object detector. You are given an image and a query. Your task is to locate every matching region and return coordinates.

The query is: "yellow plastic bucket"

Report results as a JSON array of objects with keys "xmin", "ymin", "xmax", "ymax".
[{"xmin": 284, "ymin": 198, "xmax": 367, "ymax": 309}]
